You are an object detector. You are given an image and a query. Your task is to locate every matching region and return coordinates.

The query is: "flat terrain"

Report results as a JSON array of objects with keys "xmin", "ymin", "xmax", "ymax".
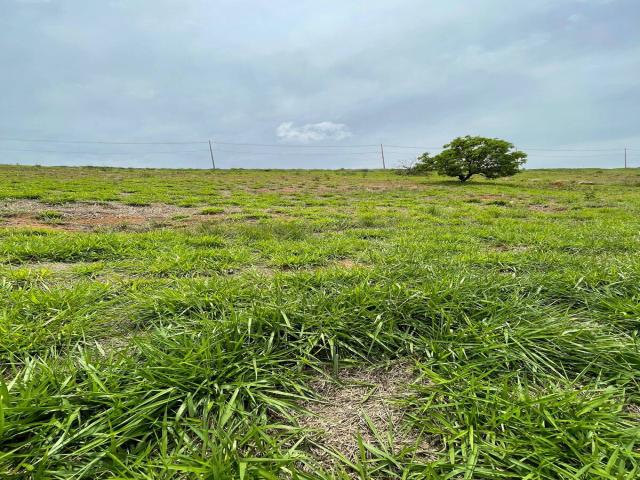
[{"xmin": 1, "ymin": 165, "xmax": 639, "ymax": 479}]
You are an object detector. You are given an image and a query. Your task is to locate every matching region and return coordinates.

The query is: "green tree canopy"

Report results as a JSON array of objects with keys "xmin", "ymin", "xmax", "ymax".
[{"xmin": 416, "ymin": 136, "xmax": 527, "ymax": 182}]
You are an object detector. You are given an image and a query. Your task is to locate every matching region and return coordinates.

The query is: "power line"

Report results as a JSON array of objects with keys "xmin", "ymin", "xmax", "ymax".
[
  {"xmin": 525, "ymin": 153, "xmax": 625, "ymax": 158},
  {"xmin": 0, "ymin": 146, "xmax": 380, "ymax": 157},
  {"xmin": 385, "ymin": 144, "xmax": 631, "ymax": 152},
  {"xmin": 384, "ymin": 144, "xmax": 443, "ymax": 150},
  {"xmin": 0, "ymin": 137, "xmax": 378, "ymax": 148},
  {"xmin": 0, "ymin": 135, "xmax": 636, "ymax": 152},
  {"xmin": 214, "ymin": 141, "xmax": 378, "ymax": 148},
  {"xmin": 0, "ymin": 137, "xmax": 208, "ymax": 145},
  {"xmin": 212, "ymin": 148, "xmax": 379, "ymax": 156},
  {"xmin": 0, "ymin": 134, "xmax": 635, "ymax": 171},
  {"xmin": 0, "ymin": 147, "xmax": 208, "ymax": 155},
  {"xmin": 518, "ymin": 147, "xmax": 625, "ymax": 152}
]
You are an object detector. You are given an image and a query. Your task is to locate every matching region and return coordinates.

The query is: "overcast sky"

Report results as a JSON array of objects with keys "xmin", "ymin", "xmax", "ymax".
[{"xmin": 1, "ymin": 0, "xmax": 638, "ymax": 169}]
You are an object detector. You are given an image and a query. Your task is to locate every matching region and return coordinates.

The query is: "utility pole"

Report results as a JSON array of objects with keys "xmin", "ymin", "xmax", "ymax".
[
  {"xmin": 624, "ymin": 148, "xmax": 627, "ymax": 169},
  {"xmin": 380, "ymin": 143, "xmax": 386, "ymax": 170},
  {"xmin": 209, "ymin": 140, "xmax": 216, "ymax": 170}
]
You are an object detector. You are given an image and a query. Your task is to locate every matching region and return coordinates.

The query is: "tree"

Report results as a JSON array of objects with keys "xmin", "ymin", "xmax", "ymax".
[{"xmin": 415, "ymin": 136, "xmax": 527, "ymax": 182}]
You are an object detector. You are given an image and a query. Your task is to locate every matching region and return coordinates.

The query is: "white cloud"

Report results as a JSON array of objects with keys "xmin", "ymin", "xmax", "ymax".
[{"xmin": 276, "ymin": 121, "xmax": 352, "ymax": 143}]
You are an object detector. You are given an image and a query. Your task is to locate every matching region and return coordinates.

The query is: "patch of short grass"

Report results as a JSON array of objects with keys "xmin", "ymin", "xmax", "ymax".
[
  {"xmin": 200, "ymin": 206, "xmax": 225, "ymax": 215},
  {"xmin": 36, "ymin": 210, "xmax": 64, "ymax": 221}
]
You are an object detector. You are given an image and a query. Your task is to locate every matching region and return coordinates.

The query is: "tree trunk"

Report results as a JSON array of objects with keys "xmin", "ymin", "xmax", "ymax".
[{"xmin": 459, "ymin": 173, "xmax": 473, "ymax": 182}]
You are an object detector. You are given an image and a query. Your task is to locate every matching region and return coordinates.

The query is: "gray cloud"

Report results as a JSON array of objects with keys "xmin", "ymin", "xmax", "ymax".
[{"xmin": 0, "ymin": 0, "xmax": 638, "ymax": 169}]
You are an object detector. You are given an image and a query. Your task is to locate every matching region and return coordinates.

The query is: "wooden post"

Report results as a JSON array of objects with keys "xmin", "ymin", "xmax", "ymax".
[
  {"xmin": 624, "ymin": 148, "xmax": 627, "ymax": 169},
  {"xmin": 380, "ymin": 143, "xmax": 386, "ymax": 170},
  {"xmin": 209, "ymin": 140, "xmax": 216, "ymax": 169}
]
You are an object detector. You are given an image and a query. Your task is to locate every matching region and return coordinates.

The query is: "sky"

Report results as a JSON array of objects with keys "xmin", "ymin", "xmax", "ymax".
[{"xmin": 0, "ymin": 0, "xmax": 639, "ymax": 169}]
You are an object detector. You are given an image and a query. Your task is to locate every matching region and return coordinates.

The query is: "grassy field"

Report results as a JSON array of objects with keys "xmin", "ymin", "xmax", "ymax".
[{"xmin": 1, "ymin": 164, "xmax": 640, "ymax": 479}]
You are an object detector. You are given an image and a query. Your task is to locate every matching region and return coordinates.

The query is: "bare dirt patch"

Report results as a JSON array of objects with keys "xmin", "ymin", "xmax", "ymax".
[
  {"xmin": 335, "ymin": 258, "xmax": 358, "ymax": 269},
  {"xmin": 0, "ymin": 215, "xmax": 66, "ymax": 231},
  {"xmin": 479, "ymin": 194, "xmax": 505, "ymax": 201},
  {"xmin": 246, "ymin": 181, "xmax": 425, "ymax": 196},
  {"xmin": 326, "ymin": 258, "xmax": 371, "ymax": 271},
  {"xmin": 0, "ymin": 200, "xmax": 199, "ymax": 231},
  {"xmin": 297, "ymin": 363, "xmax": 437, "ymax": 469},
  {"xmin": 528, "ymin": 203, "xmax": 567, "ymax": 213}
]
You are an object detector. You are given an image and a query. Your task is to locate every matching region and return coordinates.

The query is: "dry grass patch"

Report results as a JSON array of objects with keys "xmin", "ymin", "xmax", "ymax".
[
  {"xmin": 8, "ymin": 261, "xmax": 77, "ymax": 272},
  {"xmin": 335, "ymin": 258, "xmax": 359, "ymax": 269},
  {"xmin": 297, "ymin": 362, "xmax": 437, "ymax": 469},
  {"xmin": 0, "ymin": 200, "xmax": 199, "ymax": 231},
  {"xmin": 490, "ymin": 244, "xmax": 530, "ymax": 253},
  {"xmin": 91, "ymin": 332, "xmax": 142, "ymax": 358},
  {"xmin": 528, "ymin": 203, "xmax": 568, "ymax": 213}
]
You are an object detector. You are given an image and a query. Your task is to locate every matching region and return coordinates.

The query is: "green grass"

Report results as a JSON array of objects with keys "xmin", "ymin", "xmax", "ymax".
[
  {"xmin": 200, "ymin": 206, "xmax": 225, "ymax": 215},
  {"xmin": 35, "ymin": 210, "xmax": 64, "ymax": 221},
  {"xmin": 1, "ymin": 165, "xmax": 640, "ymax": 479}
]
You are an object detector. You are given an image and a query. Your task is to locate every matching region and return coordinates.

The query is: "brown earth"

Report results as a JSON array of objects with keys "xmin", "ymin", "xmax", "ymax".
[
  {"xmin": 528, "ymin": 203, "xmax": 568, "ymax": 212},
  {"xmin": 0, "ymin": 200, "xmax": 200, "ymax": 231}
]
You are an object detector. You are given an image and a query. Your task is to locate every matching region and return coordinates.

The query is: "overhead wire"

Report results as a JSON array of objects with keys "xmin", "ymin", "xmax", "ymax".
[
  {"xmin": 0, "ymin": 136, "xmax": 207, "ymax": 145},
  {"xmin": 0, "ymin": 135, "xmax": 635, "ymax": 168},
  {"xmin": 0, "ymin": 147, "xmax": 208, "ymax": 155}
]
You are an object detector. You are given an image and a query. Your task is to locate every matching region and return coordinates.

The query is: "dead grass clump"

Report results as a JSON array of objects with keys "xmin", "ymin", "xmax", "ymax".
[
  {"xmin": 12, "ymin": 261, "xmax": 76, "ymax": 273},
  {"xmin": 0, "ymin": 200, "xmax": 199, "ymax": 231},
  {"xmin": 528, "ymin": 203, "xmax": 567, "ymax": 213},
  {"xmin": 334, "ymin": 258, "xmax": 361, "ymax": 269},
  {"xmin": 297, "ymin": 362, "xmax": 437, "ymax": 468},
  {"xmin": 491, "ymin": 244, "xmax": 530, "ymax": 253}
]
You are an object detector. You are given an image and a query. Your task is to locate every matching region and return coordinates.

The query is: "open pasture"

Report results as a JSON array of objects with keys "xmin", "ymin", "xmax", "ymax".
[{"xmin": 1, "ymin": 165, "xmax": 640, "ymax": 479}]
